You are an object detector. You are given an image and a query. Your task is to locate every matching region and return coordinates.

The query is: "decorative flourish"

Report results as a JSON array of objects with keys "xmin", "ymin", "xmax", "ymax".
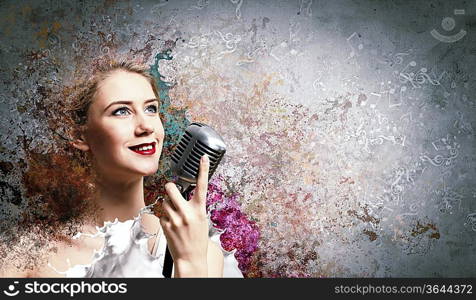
[
  {"xmin": 399, "ymin": 65, "xmax": 446, "ymax": 88},
  {"xmin": 230, "ymin": 0, "xmax": 243, "ymax": 19},
  {"xmin": 466, "ymin": 213, "xmax": 476, "ymax": 232},
  {"xmin": 419, "ymin": 148, "xmax": 459, "ymax": 167},
  {"xmin": 215, "ymin": 31, "xmax": 241, "ymax": 60}
]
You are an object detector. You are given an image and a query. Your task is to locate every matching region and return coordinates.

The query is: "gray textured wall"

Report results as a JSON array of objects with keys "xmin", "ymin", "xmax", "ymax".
[{"xmin": 1, "ymin": 0, "xmax": 475, "ymax": 277}]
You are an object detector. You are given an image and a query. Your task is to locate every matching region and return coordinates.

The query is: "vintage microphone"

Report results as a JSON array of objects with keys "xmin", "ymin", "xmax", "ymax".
[{"xmin": 162, "ymin": 122, "xmax": 227, "ymax": 277}]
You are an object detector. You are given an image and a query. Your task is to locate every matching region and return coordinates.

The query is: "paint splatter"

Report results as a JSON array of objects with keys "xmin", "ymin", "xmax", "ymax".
[{"xmin": 1, "ymin": 1, "xmax": 475, "ymax": 277}]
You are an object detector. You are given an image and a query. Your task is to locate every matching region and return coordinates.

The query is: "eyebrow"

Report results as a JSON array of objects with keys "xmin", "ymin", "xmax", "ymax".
[{"xmin": 103, "ymin": 98, "xmax": 160, "ymax": 112}]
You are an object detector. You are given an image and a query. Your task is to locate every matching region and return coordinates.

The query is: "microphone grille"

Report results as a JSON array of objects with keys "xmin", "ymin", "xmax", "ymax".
[
  {"xmin": 171, "ymin": 132, "xmax": 192, "ymax": 164},
  {"xmin": 171, "ymin": 123, "xmax": 226, "ymax": 188}
]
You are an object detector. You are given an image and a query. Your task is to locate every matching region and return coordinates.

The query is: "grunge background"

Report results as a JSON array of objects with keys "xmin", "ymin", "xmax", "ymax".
[{"xmin": 1, "ymin": 0, "xmax": 475, "ymax": 277}]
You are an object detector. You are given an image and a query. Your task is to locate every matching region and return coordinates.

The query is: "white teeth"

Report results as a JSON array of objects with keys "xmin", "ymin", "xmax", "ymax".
[{"xmin": 136, "ymin": 145, "xmax": 153, "ymax": 151}]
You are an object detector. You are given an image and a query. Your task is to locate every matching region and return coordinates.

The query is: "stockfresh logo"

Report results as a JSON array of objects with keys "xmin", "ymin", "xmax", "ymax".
[{"xmin": 3, "ymin": 281, "xmax": 20, "ymax": 297}]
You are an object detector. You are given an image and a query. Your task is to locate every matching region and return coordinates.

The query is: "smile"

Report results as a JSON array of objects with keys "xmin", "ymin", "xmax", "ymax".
[{"xmin": 128, "ymin": 142, "xmax": 156, "ymax": 156}]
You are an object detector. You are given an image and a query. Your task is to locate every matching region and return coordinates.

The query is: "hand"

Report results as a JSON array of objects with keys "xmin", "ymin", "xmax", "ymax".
[{"xmin": 160, "ymin": 154, "xmax": 210, "ymax": 277}]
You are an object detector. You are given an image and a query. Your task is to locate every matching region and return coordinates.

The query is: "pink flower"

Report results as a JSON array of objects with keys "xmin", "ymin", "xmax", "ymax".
[{"xmin": 206, "ymin": 176, "xmax": 260, "ymax": 273}]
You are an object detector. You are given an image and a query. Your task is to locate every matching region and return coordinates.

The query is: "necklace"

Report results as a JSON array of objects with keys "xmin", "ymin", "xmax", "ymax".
[{"xmin": 150, "ymin": 219, "xmax": 162, "ymax": 257}]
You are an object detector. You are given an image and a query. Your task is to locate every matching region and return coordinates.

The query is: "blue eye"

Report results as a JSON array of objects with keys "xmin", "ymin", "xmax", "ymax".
[
  {"xmin": 145, "ymin": 105, "xmax": 158, "ymax": 114},
  {"xmin": 112, "ymin": 107, "xmax": 130, "ymax": 116}
]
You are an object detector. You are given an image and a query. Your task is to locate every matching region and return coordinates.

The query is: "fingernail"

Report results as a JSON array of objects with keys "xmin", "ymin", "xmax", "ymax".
[{"xmin": 201, "ymin": 154, "xmax": 208, "ymax": 163}]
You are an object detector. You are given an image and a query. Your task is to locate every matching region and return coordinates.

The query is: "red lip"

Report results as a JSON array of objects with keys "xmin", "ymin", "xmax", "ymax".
[{"xmin": 129, "ymin": 142, "xmax": 156, "ymax": 156}]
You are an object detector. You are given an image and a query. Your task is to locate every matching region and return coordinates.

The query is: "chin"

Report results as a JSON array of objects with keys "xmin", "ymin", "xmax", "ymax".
[
  {"xmin": 143, "ymin": 168, "xmax": 159, "ymax": 176},
  {"xmin": 133, "ymin": 164, "xmax": 159, "ymax": 177}
]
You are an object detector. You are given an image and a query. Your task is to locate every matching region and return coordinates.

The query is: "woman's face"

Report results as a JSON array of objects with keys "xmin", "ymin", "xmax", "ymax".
[{"xmin": 80, "ymin": 70, "xmax": 164, "ymax": 181}]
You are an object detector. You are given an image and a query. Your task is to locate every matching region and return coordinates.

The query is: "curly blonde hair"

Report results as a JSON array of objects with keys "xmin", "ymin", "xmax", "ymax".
[
  {"xmin": 68, "ymin": 59, "xmax": 160, "ymax": 126},
  {"xmin": 23, "ymin": 57, "xmax": 162, "ymax": 231}
]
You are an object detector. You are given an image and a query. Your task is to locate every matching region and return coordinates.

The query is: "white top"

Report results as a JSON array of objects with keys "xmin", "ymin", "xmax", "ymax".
[{"xmin": 50, "ymin": 203, "xmax": 243, "ymax": 278}]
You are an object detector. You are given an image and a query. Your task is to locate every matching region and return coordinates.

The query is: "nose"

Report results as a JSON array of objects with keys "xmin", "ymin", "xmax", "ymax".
[{"xmin": 135, "ymin": 114, "xmax": 154, "ymax": 136}]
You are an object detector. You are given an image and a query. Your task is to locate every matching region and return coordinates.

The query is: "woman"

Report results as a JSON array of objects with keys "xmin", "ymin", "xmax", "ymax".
[{"xmin": 3, "ymin": 60, "xmax": 225, "ymax": 277}]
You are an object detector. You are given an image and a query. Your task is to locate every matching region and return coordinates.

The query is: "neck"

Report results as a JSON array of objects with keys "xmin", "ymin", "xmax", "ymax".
[{"xmin": 93, "ymin": 174, "xmax": 146, "ymax": 225}]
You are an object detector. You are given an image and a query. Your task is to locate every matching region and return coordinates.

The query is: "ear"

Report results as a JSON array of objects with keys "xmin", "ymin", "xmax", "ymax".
[{"xmin": 70, "ymin": 128, "xmax": 90, "ymax": 152}]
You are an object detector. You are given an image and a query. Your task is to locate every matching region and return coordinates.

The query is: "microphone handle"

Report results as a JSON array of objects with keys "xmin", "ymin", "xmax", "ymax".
[{"xmin": 162, "ymin": 189, "xmax": 191, "ymax": 278}]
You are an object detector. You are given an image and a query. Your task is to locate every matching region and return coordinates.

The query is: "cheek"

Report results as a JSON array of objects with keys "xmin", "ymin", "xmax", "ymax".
[
  {"xmin": 158, "ymin": 121, "xmax": 165, "ymax": 139},
  {"xmin": 87, "ymin": 122, "xmax": 131, "ymax": 155},
  {"xmin": 154, "ymin": 118, "xmax": 165, "ymax": 140}
]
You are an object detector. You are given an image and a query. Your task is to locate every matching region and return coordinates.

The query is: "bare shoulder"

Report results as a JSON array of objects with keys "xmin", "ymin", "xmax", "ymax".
[
  {"xmin": 1, "ymin": 263, "xmax": 29, "ymax": 278},
  {"xmin": 49, "ymin": 234, "xmax": 104, "ymax": 272},
  {"xmin": 0, "ymin": 241, "xmax": 74, "ymax": 278},
  {"xmin": 22, "ymin": 232, "xmax": 104, "ymax": 278},
  {"xmin": 140, "ymin": 213, "xmax": 161, "ymax": 233}
]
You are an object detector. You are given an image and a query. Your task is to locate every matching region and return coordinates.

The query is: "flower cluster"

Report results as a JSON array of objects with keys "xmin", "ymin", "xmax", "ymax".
[{"xmin": 206, "ymin": 176, "xmax": 260, "ymax": 273}]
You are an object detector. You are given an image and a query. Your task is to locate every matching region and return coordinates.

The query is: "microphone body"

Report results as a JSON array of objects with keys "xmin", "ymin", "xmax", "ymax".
[{"xmin": 163, "ymin": 122, "xmax": 227, "ymax": 277}]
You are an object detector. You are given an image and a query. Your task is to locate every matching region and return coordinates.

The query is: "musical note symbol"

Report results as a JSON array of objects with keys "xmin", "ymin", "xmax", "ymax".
[
  {"xmin": 347, "ymin": 32, "xmax": 364, "ymax": 58},
  {"xmin": 399, "ymin": 61, "xmax": 418, "ymax": 87},
  {"xmin": 388, "ymin": 85, "xmax": 406, "ymax": 108},
  {"xmin": 230, "ymin": 0, "xmax": 243, "ymax": 19},
  {"xmin": 215, "ymin": 31, "xmax": 241, "ymax": 60},
  {"xmin": 400, "ymin": 60, "xmax": 417, "ymax": 78},
  {"xmin": 392, "ymin": 52, "xmax": 410, "ymax": 65},
  {"xmin": 414, "ymin": 68, "xmax": 444, "ymax": 86},
  {"xmin": 299, "ymin": 0, "xmax": 313, "ymax": 17},
  {"xmin": 399, "ymin": 112, "xmax": 413, "ymax": 129},
  {"xmin": 465, "ymin": 213, "xmax": 476, "ymax": 231}
]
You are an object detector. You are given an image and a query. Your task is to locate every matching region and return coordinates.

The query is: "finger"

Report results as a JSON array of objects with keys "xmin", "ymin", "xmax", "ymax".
[
  {"xmin": 158, "ymin": 208, "xmax": 170, "ymax": 223},
  {"xmin": 165, "ymin": 182, "xmax": 186, "ymax": 212},
  {"xmin": 162, "ymin": 198, "xmax": 180, "ymax": 220},
  {"xmin": 194, "ymin": 154, "xmax": 209, "ymax": 206},
  {"xmin": 159, "ymin": 215, "xmax": 171, "ymax": 234}
]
